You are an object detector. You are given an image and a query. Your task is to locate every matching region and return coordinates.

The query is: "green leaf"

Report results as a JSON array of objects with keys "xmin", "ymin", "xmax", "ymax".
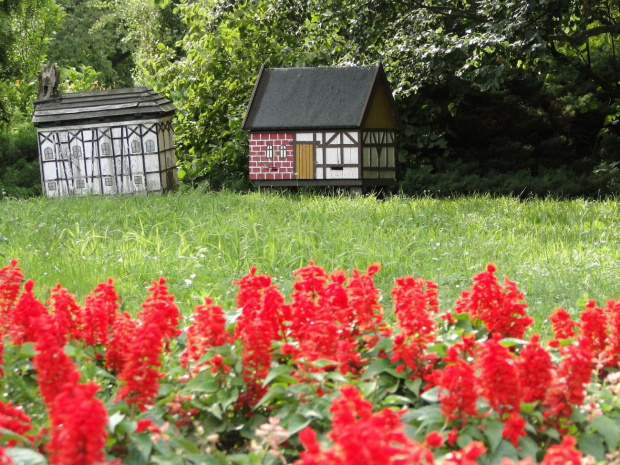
[
  {"xmin": 284, "ymin": 413, "xmax": 312, "ymax": 436},
  {"xmin": 498, "ymin": 338, "xmax": 527, "ymax": 347},
  {"xmin": 263, "ymin": 364, "xmax": 295, "ymax": 386},
  {"xmin": 361, "ymin": 357, "xmax": 392, "ymax": 379},
  {"xmin": 591, "ymin": 415, "xmax": 620, "ymax": 451},
  {"xmin": 420, "ymin": 386, "xmax": 440, "ymax": 403},
  {"xmin": 518, "ymin": 435, "xmax": 540, "ymax": 460},
  {"xmin": 254, "ymin": 384, "xmax": 286, "ymax": 410},
  {"xmin": 18, "ymin": 342, "xmax": 35, "ymax": 359},
  {"xmin": 489, "ymin": 440, "xmax": 519, "ymax": 464},
  {"xmin": 405, "ymin": 378, "xmax": 423, "ymax": 396},
  {"xmin": 383, "ymin": 395, "xmax": 414, "ymax": 406},
  {"xmin": 108, "ymin": 412, "xmax": 125, "ymax": 433},
  {"xmin": 5, "ymin": 448, "xmax": 48, "ymax": 465},
  {"xmin": 578, "ymin": 433, "xmax": 605, "ymax": 461},
  {"xmin": 482, "ymin": 419, "xmax": 504, "ymax": 453},
  {"xmin": 1, "ymin": 428, "xmax": 30, "ymax": 445},
  {"xmin": 126, "ymin": 432, "xmax": 153, "ymax": 465},
  {"xmin": 184, "ymin": 371, "xmax": 220, "ymax": 393}
]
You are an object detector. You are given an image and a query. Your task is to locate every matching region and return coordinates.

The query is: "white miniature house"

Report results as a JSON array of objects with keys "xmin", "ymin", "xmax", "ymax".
[{"xmin": 32, "ymin": 87, "xmax": 177, "ymax": 197}]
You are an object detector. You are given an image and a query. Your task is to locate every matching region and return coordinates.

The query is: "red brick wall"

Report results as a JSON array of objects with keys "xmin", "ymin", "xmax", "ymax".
[{"xmin": 249, "ymin": 132, "xmax": 295, "ymax": 180}]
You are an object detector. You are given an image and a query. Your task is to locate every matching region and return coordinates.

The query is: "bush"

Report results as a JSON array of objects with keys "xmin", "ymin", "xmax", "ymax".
[{"xmin": 0, "ymin": 124, "xmax": 41, "ymax": 198}]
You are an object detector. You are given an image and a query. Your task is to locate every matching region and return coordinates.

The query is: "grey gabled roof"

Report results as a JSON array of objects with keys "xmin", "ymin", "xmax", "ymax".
[
  {"xmin": 32, "ymin": 87, "xmax": 176, "ymax": 127},
  {"xmin": 242, "ymin": 65, "xmax": 383, "ymax": 130}
]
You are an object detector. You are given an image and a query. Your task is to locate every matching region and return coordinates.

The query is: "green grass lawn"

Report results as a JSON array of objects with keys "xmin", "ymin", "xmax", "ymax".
[{"xmin": 1, "ymin": 190, "xmax": 619, "ymax": 337}]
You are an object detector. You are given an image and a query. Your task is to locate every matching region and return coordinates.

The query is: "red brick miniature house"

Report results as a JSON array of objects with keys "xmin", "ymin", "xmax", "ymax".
[{"xmin": 242, "ymin": 64, "xmax": 399, "ymax": 189}]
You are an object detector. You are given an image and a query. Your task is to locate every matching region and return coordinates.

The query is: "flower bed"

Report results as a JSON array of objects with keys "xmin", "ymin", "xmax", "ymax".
[{"xmin": 1, "ymin": 259, "xmax": 619, "ymax": 464}]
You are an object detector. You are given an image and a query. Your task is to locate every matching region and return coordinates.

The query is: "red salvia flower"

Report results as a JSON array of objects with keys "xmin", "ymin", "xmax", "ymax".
[
  {"xmin": 33, "ymin": 317, "xmax": 80, "ymax": 407},
  {"xmin": 502, "ymin": 411, "xmax": 526, "ymax": 446},
  {"xmin": 603, "ymin": 298, "xmax": 620, "ymax": 367},
  {"xmin": 80, "ymin": 279, "xmax": 120, "ymax": 347},
  {"xmin": 515, "ymin": 334, "xmax": 553, "ymax": 403},
  {"xmin": 0, "ymin": 448, "xmax": 12, "ymax": 465},
  {"xmin": 105, "ymin": 311, "xmax": 138, "ymax": 375},
  {"xmin": 345, "ymin": 264, "xmax": 386, "ymax": 336},
  {"xmin": 424, "ymin": 431, "xmax": 444, "ymax": 448},
  {"xmin": 0, "ymin": 260, "xmax": 23, "ymax": 334},
  {"xmin": 180, "ymin": 297, "xmax": 231, "ymax": 374},
  {"xmin": 115, "ymin": 318, "xmax": 165, "ymax": 408},
  {"xmin": 48, "ymin": 381, "xmax": 108, "ymax": 465},
  {"xmin": 455, "ymin": 264, "xmax": 533, "ymax": 338},
  {"xmin": 8, "ymin": 280, "xmax": 48, "ymax": 346},
  {"xmin": 540, "ymin": 435, "xmax": 582, "ymax": 465},
  {"xmin": 0, "ymin": 400, "xmax": 32, "ymax": 447},
  {"xmin": 47, "ymin": 284, "xmax": 83, "ymax": 343},
  {"xmin": 579, "ymin": 300, "xmax": 608, "ymax": 358},
  {"xmin": 475, "ymin": 335, "xmax": 521, "ymax": 413},
  {"xmin": 296, "ymin": 386, "xmax": 434, "ymax": 465},
  {"xmin": 433, "ymin": 346, "xmax": 478, "ymax": 423},
  {"xmin": 139, "ymin": 277, "xmax": 182, "ymax": 345},
  {"xmin": 390, "ymin": 276, "xmax": 439, "ymax": 374},
  {"xmin": 543, "ymin": 338, "xmax": 593, "ymax": 423},
  {"xmin": 548, "ymin": 308, "xmax": 576, "ymax": 345},
  {"xmin": 442, "ymin": 441, "xmax": 486, "ymax": 465},
  {"xmin": 234, "ymin": 267, "xmax": 287, "ymax": 407}
]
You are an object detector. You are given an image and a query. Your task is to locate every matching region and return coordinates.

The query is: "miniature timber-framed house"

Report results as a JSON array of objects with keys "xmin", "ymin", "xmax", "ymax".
[
  {"xmin": 32, "ymin": 87, "xmax": 177, "ymax": 198},
  {"xmin": 242, "ymin": 64, "xmax": 400, "ymax": 189}
]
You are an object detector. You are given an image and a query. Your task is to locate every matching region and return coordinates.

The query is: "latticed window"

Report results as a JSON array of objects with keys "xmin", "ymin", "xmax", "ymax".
[
  {"xmin": 266, "ymin": 145, "xmax": 273, "ymax": 159},
  {"xmin": 280, "ymin": 145, "xmax": 287, "ymax": 158},
  {"xmin": 72, "ymin": 146, "xmax": 82, "ymax": 158},
  {"xmin": 44, "ymin": 147, "xmax": 54, "ymax": 160},
  {"xmin": 145, "ymin": 140, "xmax": 155, "ymax": 153},
  {"xmin": 76, "ymin": 179, "xmax": 85, "ymax": 188},
  {"xmin": 101, "ymin": 142, "xmax": 111, "ymax": 156},
  {"xmin": 131, "ymin": 139, "xmax": 141, "ymax": 153}
]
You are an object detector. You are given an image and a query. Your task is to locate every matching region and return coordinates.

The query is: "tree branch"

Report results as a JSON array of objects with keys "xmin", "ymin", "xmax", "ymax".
[{"xmin": 547, "ymin": 22, "xmax": 620, "ymax": 46}]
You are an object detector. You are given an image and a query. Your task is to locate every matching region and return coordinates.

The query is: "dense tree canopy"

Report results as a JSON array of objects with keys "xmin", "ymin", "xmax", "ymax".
[{"xmin": 1, "ymin": 0, "xmax": 619, "ymax": 196}]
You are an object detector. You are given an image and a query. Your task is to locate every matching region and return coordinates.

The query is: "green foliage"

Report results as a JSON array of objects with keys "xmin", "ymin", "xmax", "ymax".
[{"xmin": 0, "ymin": 124, "xmax": 41, "ymax": 198}]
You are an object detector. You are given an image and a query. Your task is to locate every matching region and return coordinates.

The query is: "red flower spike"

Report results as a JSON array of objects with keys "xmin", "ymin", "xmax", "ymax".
[
  {"xmin": 442, "ymin": 441, "xmax": 487, "ymax": 465},
  {"xmin": 455, "ymin": 264, "xmax": 533, "ymax": 338},
  {"xmin": 296, "ymin": 386, "xmax": 434, "ymax": 465},
  {"xmin": 0, "ymin": 260, "xmax": 23, "ymax": 334},
  {"xmin": 8, "ymin": 280, "xmax": 49, "ymax": 346},
  {"xmin": 48, "ymin": 382, "xmax": 108, "ymax": 465},
  {"xmin": 424, "ymin": 431, "xmax": 444, "ymax": 448},
  {"xmin": 80, "ymin": 279, "xmax": 120, "ymax": 347},
  {"xmin": 475, "ymin": 335, "xmax": 521, "ymax": 414},
  {"xmin": 433, "ymin": 346, "xmax": 478, "ymax": 423},
  {"xmin": 234, "ymin": 267, "xmax": 287, "ymax": 407},
  {"xmin": 549, "ymin": 308, "xmax": 576, "ymax": 341},
  {"xmin": 540, "ymin": 435, "xmax": 582, "ymax": 465},
  {"xmin": 0, "ymin": 400, "xmax": 33, "ymax": 447},
  {"xmin": 139, "ymin": 277, "xmax": 182, "ymax": 344},
  {"xmin": 390, "ymin": 276, "xmax": 439, "ymax": 374},
  {"xmin": 33, "ymin": 319, "xmax": 80, "ymax": 407},
  {"xmin": 502, "ymin": 412, "xmax": 527, "ymax": 446},
  {"xmin": 516, "ymin": 334, "xmax": 553, "ymax": 403},
  {"xmin": 0, "ymin": 448, "xmax": 13, "ymax": 465},
  {"xmin": 105, "ymin": 311, "xmax": 138, "ymax": 374},
  {"xmin": 603, "ymin": 299, "xmax": 620, "ymax": 367},
  {"xmin": 579, "ymin": 300, "xmax": 608, "ymax": 358},
  {"xmin": 180, "ymin": 297, "xmax": 231, "ymax": 374},
  {"xmin": 48, "ymin": 284, "xmax": 83, "ymax": 342}
]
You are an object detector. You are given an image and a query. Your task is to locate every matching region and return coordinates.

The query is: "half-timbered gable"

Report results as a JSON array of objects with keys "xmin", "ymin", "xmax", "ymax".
[
  {"xmin": 33, "ymin": 87, "xmax": 177, "ymax": 197},
  {"xmin": 242, "ymin": 64, "xmax": 399, "ymax": 189}
]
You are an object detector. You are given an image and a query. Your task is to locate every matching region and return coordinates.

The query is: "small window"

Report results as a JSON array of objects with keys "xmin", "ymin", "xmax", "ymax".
[
  {"xmin": 280, "ymin": 145, "xmax": 287, "ymax": 158},
  {"xmin": 145, "ymin": 140, "xmax": 155, "ymax": 153},
  {"xmin": 72, "ymin": 146, "xmax": 82, "ymax": 158},
  {"xmin": 104, "ymin": 177, "xmax": 113, "ymax": 186},
  {"xmin": 266, "ymin": 145, "xmax": 273, "ymax": 159},
  {"xmin": 131, "ymin": 139, "xmax": 141, "ymax": 153},
  {"xmin": 101, "ymin": 142, "xmax": 111, "ymax": 156},
  {"xmin": 134, "ymin": 175, "xmax": 143, "ymax": 185},
  {"xmin": 44, "ymin": 147, "xmax": 54, "ymax": 160},
  {"xmin": 76, "ymin": 179, "xmax": 85, "ymax": 188},
  {"xmin": 60, "ymin": 148, "xmax": 69, "ymax": 159},
  {"xmin": 47, "ymin": 182, "xmax": 57, "ymax": 191}
]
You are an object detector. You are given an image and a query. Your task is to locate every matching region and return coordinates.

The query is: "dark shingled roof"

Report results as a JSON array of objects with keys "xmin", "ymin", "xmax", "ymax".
[
  {"xmin": 242, "ymin": 65, "xmax": 381, "ymax": 130},
  {"xmin": 32, "ymin": 87, "xmax": 176, "ymax": 127}
]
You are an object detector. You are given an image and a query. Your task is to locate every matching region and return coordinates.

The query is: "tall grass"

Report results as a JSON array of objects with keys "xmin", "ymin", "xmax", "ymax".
[{"xmin": 1, "ymin": 190, "xmax": 619, "ymax": 336}]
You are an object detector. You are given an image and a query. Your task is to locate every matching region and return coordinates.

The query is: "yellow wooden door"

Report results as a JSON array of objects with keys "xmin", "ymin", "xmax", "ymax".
[{"xmin": 295, "ymin": 144, "xmax": 314, "ymax": 179}]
